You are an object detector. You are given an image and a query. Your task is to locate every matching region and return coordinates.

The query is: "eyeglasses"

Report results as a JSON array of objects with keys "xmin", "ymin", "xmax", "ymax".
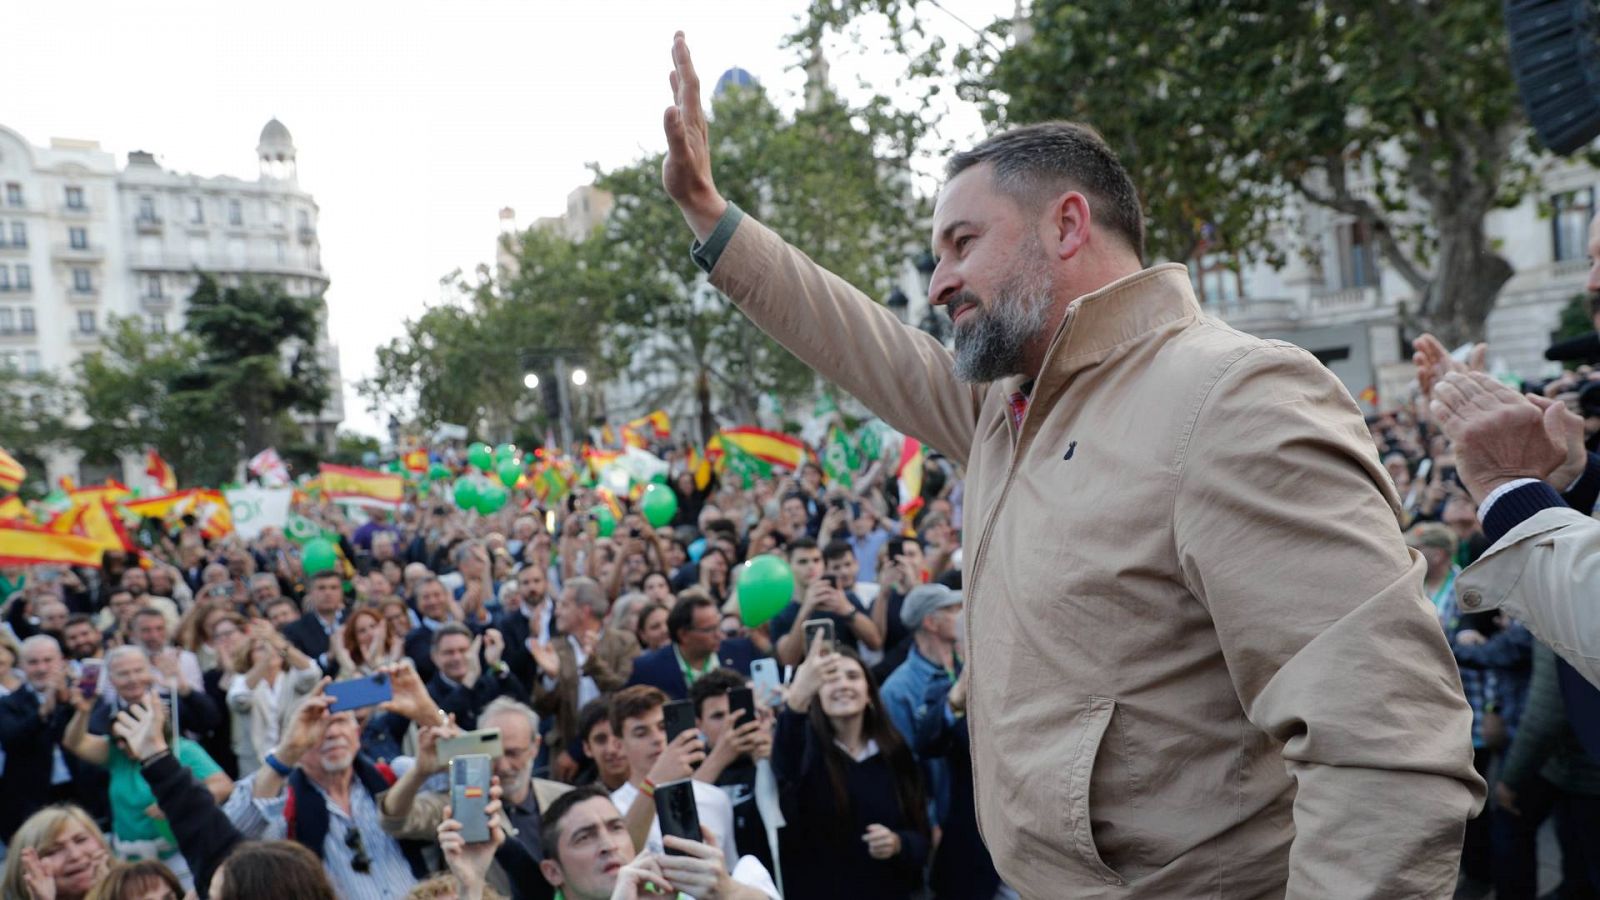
[{"xmin": 344, "ymin": 827, "xmax": 372, "ymax": 873}]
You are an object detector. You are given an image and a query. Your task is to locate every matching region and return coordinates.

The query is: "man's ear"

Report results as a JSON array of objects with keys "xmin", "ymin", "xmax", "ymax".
[
  {"xmin": 539, "ymin": 859, "xmax": 565, "ymax": 887},
  {"xmin": 1046, "ymin": 190, "xmax": 1093, "ymax": 261}
]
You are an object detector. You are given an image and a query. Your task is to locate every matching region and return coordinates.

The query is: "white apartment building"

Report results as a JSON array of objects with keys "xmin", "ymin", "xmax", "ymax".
[
  {"xmin": 0, "ymin": 118, "xmax": 342, "ymax": 485},
  {"xmin": 1201, "ymin": 157, "xmax": 1596, "ymax": 414}
]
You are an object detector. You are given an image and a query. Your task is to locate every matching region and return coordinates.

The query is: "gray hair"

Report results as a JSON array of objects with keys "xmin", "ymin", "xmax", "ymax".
[
  {"xmin": 480, "ymin": 696, "xmax": 539, "ymax": 733},
  {"xmin": 564, "ymin": 577, "xmax": 608, "ymax": 619},
  {"xmin": 947, "ymin": 121, "xmax": 1145, "ymax": 259},
  {"xmin": 19, "ymin": 634, "xmax": 62, "ymax": 657},
  {"xmin": 106, "ymin": 644, "xmax": 148, "ymax": 668},
  {"xmin": 609, "ymin": 592, "xmax": 648, "ymax": 631}
]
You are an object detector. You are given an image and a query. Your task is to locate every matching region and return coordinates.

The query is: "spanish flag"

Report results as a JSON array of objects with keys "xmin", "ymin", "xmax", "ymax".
[
  {"xmin": 125, "ymin": 488, "xmax": 233, "ymax": 539},
  {"xmin": 715, "ymin": 427, "xmax": 813, "ymax": 471},
  {"xmin": 595, "ymin": 487, "xmax": 625, "ymax": 521},
  {"xmin": 895, "ymin": 435, "xmax": 926, "ymax": 520},
  {"xmin": 73, "ymin": 500, "xmax": 136, "ymax": 554},
  {"xmin": 686, "ymin": 444, "xmax": 712, "ymax": 492},
  {"xmin": 584, "ymin": 447, "xmax": 622, "ymax": 478},
  {"xmin": 69, "ymin": 481, "xmax": 131, "ymax": 508},
  {"xmin": 403, "ymin": 448, "xmax": 429, "ymax": 473},
  {"xmin": 0, "ymin": 521, "xmax": 105, "ymax": 567},
  {"xmin": 626, "ymin": 410, "xmax": 672, "ymax": 441},
  {"xmin": 1358, "ymin": 385, "xmax": 1378, "ymax": 406},
  {"xmin": 0, "ymin": 496, "xmax": 27, "ymax": 522},
  {"xmin": 145, "ymin": 449, "xmax": 176, "ymax": 492},
  {"xmin": 318, "ymin": 463, "xmax": 404, "ymax": 507},
  {"xmin": 0, "ymin": 449, "xmax": 24, "ymax": 494}
]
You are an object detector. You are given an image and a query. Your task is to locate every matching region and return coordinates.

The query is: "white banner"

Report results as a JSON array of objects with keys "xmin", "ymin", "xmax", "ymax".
[{"xmin": 226, "ymin": 485, "xmax": 291, "ymax": 540}]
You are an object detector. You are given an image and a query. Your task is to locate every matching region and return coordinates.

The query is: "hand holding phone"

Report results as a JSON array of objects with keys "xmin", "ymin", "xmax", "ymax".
[
  {"xmin": 662, "ymin": 699, "xmax": 698, "ymax": 743},
  {"xmin": 802, "ymin": 618, "xmax": 836, "ymax": 654},
  {"xmin": 326, "ymin": 672, "xmax": 393, "ymax": 713},
  {"xmin": 653, "ymin": 778, "xmax": 703, "ymax": 855},
  {"xmin": 449, "ymin": 754, "xmax": 493, "ymax": 843}
]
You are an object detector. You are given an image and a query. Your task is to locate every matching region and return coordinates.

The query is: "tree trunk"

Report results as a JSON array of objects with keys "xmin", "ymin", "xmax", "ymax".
[
  {"xmin": 1419, "ymin": 222, "xmax": 1514, "ymax": 346},
  {"xmin": 696, "ymin": 368, "xmax": 716, "ymax": 445}
]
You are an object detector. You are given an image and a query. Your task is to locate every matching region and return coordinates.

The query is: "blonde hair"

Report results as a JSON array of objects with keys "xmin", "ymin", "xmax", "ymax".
[{"xmin": 1, "ymin": 805, "xmax": 107, "ymax": 900}]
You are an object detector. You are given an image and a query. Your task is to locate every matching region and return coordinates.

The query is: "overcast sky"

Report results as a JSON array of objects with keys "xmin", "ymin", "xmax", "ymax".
[{"xmin": 6, "ymin": 0, "xmax": 1008, "ymax": 438}]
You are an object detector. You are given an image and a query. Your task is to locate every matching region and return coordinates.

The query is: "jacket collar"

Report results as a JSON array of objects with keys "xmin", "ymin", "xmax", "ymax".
[{"xmin": 1000, "ymin": 263, "xmax": 1202, "ymax": 401}]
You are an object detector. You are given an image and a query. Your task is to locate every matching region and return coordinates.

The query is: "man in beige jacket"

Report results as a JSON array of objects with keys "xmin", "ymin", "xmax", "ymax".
[{"xmin": 655, "ymin": 33, "xmax": 1485, "ymax": 899}]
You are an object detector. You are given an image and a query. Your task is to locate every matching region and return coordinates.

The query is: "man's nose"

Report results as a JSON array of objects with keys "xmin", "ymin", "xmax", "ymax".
[{"xmin": 927, "ymin": 262, "xmax": 962, "ymax": 308}]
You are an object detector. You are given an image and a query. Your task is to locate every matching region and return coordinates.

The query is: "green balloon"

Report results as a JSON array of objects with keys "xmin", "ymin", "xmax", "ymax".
[
  {"xmin": 467, "ymin": 442, "xmax": 493, "ymax": 471},
  {"xmin": 385, "ymin": 460, "xmax": 403, "ymax": 474},
  {"xmin": 493, "ymin": 443, "xmax": 518, "ymax": 466},
  {"xmin": 302, "ymin": 538, "xmax": 340, "ymax": 576},
  {"xmin": 590, "ymin": 505, "xmax": 616, "ymax": 538},
  {"xmin": 477, "ymin": 482, "xmax": 509, "ymax": 514},
  {"xmin": 649, "ymin": 472, "xmax": 669, "ymax": 485},
  {"xmin": 639, "ymin": 483, "xmax": 678, "ymax": 528},
  {"xmin": 428, "ymin": 462, "xmax": 451, "ymax": 482},
  {"xmin": 417, "ymin": 480, "xmax": 430, "ymax": 497},
  {"xmin": 496, "ymin": 458, "xmax": 522, "ymax": 488},
  {"xmin": 737, "ymin": 555, "xmax": 794, "ymax": 628},
  {"xmin": 453, "ymin": 476, "xmax": 481, "ymax": 510}
]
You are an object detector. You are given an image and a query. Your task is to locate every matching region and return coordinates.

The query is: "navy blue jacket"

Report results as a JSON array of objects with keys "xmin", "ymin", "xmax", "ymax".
[{"xmin": 625, "ymin": 638, "xmax": 760, "ymax": 701}]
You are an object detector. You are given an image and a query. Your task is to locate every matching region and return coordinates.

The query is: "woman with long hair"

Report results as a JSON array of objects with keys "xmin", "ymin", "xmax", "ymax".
[
  {"xmin": 83, "ymin": 860, "xmax": 181, "ymax": 900},
  {"xmin": 1, "ymin": 805, "xmax": 111, "ymax": 900},
  {"xmin": 636, "ymin": 603, "xmax": 671, "ymax": 651},
  {"xmin": 773, "ymin": 640, "xmax": 930, "ymax": 899},
  {"xmin": 208, "ymin": 841, "xmax": 335, "ymax": 900},
  {"xmin": 330, "ymin": 606, "xmax": 404, "ymax": 677},
  {"xmin": 695, "ymin": 546, "xmax": 732, "ymax": 607}
]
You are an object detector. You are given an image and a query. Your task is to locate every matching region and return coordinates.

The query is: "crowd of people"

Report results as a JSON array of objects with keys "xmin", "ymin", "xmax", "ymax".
[{"xmin": 0, "ymin": 436, "xmax": 993, "ymax": 900}]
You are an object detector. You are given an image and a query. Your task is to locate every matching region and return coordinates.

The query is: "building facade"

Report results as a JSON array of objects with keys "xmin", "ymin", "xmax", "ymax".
[{"xmin": 0, "ymin": 118, "xmax": 341, "ymax": 485}]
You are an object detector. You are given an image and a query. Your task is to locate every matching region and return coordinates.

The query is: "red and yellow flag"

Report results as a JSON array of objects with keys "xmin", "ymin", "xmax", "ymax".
[
  {"xmin": 403, "ymin": 448, "xmax": 429, "ymax": 472},
  {"xmin": 0, "ymin": 496, "xmax": 27, "ymax": 522},
  {"xmin": 318, "ymin": 463, "xmax": 404, "ymax": 507},
  {"xmin": 0, "ymin": 521, "xmax": 105, "ymax": 567},
  {"xmin": 595, "ymin": 487, "xmax": 625, "ymax": 522},
  {"xmin": 1358, "ymin": 385, "xmax": 1378, "ymax": 406},
  {"xmin": 125, "ymin": 488, "xmax": 232, "ymax": 539},
  {"xmin": 145, "ymin": 449, "xmax": 176, "ymax": 492},
  {"xmin": 584, "ymin": 447, "xmax": 623, "ymax": 478},
  {"xmin": 0, "ymin": 448, "xmax": 25, "ymax": 494},
  {"xmin": 686, "ymin": 444, "xmax": 712, "ymax": 492},
  {"xmin": 714, "ymin": 427, "xmax": 813, "ymax": 471},
  {"xmin": 625, "ymin": 410, "xmax": 672, "ymax": 441},
  {"xmin": 895, "ymin": 435, "xmax": 927, "ymax": 520}
]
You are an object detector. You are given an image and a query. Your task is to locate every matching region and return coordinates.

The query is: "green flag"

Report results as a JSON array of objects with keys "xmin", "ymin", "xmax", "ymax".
[
  {"xmin": 821, "ymin": 425, "xmax": 860, "ymax": 487},
  {"xmin": 856, "ymin": 422, "xmax": 884, "ymax": 463},
  {"xmin": 285, "ymin": 514, "xmax": 325, "ymax": 544},
  {"xmin": 721, "ymin": 439, "xmax": 771, "ymax": 489}
]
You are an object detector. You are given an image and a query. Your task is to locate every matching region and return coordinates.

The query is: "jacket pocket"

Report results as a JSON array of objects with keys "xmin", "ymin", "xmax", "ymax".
[{"xmin": 1065, "ymin": 696, "xmax": 1127, "ymax": 886}]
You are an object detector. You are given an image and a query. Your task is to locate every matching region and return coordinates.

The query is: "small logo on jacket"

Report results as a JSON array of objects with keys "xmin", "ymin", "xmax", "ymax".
[{"xmin": 1063, "ymin": 441, "xmax": 1078, "ymax": 460}]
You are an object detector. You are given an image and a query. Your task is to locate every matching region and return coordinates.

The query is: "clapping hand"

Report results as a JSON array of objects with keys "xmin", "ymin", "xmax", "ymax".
[
  {"xmin": 1429, "ymin": 371, "xmax": 1579, "ymax": 501},
  {"xmin": 1412, "ymin": 333, "xmax": 1487, "ymax": 399},
  {"xmin": 112, "ymin": 692, "xmax": 169, "ymax": 763}
]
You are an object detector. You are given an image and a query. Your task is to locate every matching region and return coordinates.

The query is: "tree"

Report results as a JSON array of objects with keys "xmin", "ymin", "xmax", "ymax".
[
  {"xmin": 803, "ymin": 0, "xmax": 1544, "ymax": 343},
  {"xmin": 0, "ymin": 369, "xmax": 73, "ymax": 494},
  {"xmin": 366, "ymin": 74, "xmax": 926, "ymax": 445},
  {"xmin": 72, "ymin": 276, "xmax": 329, "ymax": 486},
  {"xmin": 594, "ymin": 78, "xmax": 927, "ymax": 440}
]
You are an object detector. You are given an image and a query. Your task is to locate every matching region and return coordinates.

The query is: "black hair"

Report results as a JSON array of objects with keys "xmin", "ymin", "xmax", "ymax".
[
  {"xmin": 667, "ymin": 593, "xmax": 715, "ymax": 645},
  {"xmin": 822, "ymin": 540, "xmax": 855, "ymax": 564},
  {"xmin": 688, "ymin": 668, "xmax": 747, "ymax": 717},
  {"xmin": 538, "ymin": 785, "xmax": 614, "ymax": 870},
  {"xmin": 576, "ymin": 698, "xmax": 613, "ymax": 746},
  {"xmin": 787, "ymin": 536, "xmax": 819, "ymax": 557}
]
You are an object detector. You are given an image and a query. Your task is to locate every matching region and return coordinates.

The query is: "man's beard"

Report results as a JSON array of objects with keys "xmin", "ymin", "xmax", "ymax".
[{"xmin": 950, "ymin": 254, "xmax": 1054, "ymax": 384}]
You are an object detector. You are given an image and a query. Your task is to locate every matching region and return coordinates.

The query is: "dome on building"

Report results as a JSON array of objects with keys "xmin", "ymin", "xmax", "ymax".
[
  {"xmin": 258, "ymin": 118, "xmax": 294, "ymax": 155},
  {"xmin": 714, "ymin": 67, "xmax": 758, "ymax": 98}
]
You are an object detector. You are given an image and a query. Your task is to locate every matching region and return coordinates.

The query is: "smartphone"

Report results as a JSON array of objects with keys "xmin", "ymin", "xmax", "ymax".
[
  {"xmin": 438, "ymin": 728, "xmax": 503, "ymax": 764},
  {"xmin": 77, "ymin": 659, "xmax": 104, "ymax": 697},
  {"xmin": 326, "ymin": 672, "xmax": 393, "ymax": 713},
  {"xmin": 663, "ymin": 699, "xmax": 698, "ymax": 743},
  {"xmin": 727, "ymin": 687, "xmax": 755, "ymax": 728},
  {"xmin": 750, "ymin": 658, "xmax": 782, "ymax": 708},
  {"xmin": 820, "ymin": 574, "xmax": 839, "ymax": 590},
  {"xmin": 449, "ymin": 754, "xmax": 493, "ymax": 844},
  {"xmin": 802, "ymin": 617, "xmax": 836, "ymax": 652},
  {"xmin": 653, "ymin": 778, "xmax": 702, "ymax": 854}
]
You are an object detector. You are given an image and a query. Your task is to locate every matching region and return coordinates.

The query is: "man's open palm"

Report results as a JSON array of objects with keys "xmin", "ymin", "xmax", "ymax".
[{"xmin": 662, "ymin": 32, "xmax": 726, "ymax": 239}]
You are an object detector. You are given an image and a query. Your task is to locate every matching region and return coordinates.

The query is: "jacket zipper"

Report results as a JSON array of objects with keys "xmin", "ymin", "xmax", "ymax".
[{"xmin": 965, "ymin": 304, "xmax": 1079, "ymax": 848}]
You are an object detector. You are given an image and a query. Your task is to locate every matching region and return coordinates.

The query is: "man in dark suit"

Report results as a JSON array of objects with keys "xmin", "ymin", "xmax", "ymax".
[
  {"xmin": 626, "ymin": 592, "xmax": 760, "ymax": 701},
  {"xmin": 425, "ymin": 623, "xmax": 528, "ymax": 730},
  {"xmin": 500, "ymin": 563, "xmax": 557, "ymax": 691},
  {"xmin": 0, "ymin": 636, "xmax": 98, "ymax": 839},
  {"xmin": 403, "ymin": 575, "xmax": 481, "ymax": 683},
  {"xmin": 281, "ymin": 570, "xmax": 346, "ymax": 667}
]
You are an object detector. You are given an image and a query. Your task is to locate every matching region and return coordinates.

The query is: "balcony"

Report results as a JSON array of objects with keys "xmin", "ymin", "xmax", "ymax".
[
  {"xmin": 0, "ymin": 325, "xmax": 38, "ymax": 341},
  {"xmin": 60, "ymin": 204, "xmax": 91, "ymax": 218},
  {"xmin": 135, "ymin": 215, "xmax": 163, "ymax": 234},
  {"xmin": 53, "ymin": 243, "xmax": 104, "ymax": 261},
  {"xmin": 66, "ymin": 287, "xmax": 98, "ymax": 303},
  {"xmin": 130, "ymin": 252, "xmax": 325, "ymax": 280},
  {"xmin": 1311, "ymin": 285, "xmax": 1381, "ymax": 312},
  {"xmin": 298, "ymin": 225, "xmax": 316, "ymax": 244},
  {"xmin": 1208, "ymin": 296, "xmax": 1301, "ymax": 333},
  {"xmin": 0, "ymin": 241, "xmax": 28, "ymax": 255},
  {"xmin": 70, "ymin": 330, "xmax": 100, "ymax": 345},
  {"xmin": 140, "ymin": 293, "xmax": 171, "ymax": 310}
]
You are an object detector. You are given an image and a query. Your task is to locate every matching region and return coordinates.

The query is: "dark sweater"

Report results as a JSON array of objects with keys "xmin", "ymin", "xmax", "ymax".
[
  {"xmin": 141, "ymin": 750, "xmax": 244, "ymax": 898},
  {"xmin": 772, "ymin": 708, "xmax": 929, "ymax": 899}
]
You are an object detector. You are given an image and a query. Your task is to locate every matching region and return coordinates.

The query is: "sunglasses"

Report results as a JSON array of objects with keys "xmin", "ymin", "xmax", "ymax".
[{"xmin": 345, "ymin": 827, "xmax": 372, "ymax": 873}]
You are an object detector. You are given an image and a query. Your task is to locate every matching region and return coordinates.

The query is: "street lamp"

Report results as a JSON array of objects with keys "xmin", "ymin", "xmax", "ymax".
[
  {"xmin": 570, "ymin": 368, "xmax": 588, "ymax": 387},
  {"xmin": 522, "ymin": 372, "xmax": 540, "ymax": 390}
]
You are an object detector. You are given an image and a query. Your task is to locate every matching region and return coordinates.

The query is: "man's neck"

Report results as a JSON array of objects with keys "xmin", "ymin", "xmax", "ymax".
[
  {"xmin": 307, "ymin": 765, "xmax": 355, "ymax": 808},
  {"xmin": 914, "ymin": 631, "xmax": 954, "ymax": 670},
  {"xmin": 678, "ymin": 643, "xmax": 711, "ymax": 668},
  {"xmin": 507, "ymin": 779, "xmax": 532, "ymax": 809}
]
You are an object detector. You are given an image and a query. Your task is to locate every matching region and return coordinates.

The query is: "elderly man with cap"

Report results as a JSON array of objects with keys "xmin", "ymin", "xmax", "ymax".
[{"xmin": 879, "ymin": 583, "xmax": 963, "ymax": 827}]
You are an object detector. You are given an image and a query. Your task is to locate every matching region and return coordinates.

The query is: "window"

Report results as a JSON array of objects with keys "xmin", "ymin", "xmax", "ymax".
[
  {"xmin": 14, "ymin": 264, "xmax": 28, "ymax": 290},
  {"xmin": 0, "ymin": 267, "xmax": 8, "ymax": 291},
  {"xmin": 1336, "ymin": 221, "xmax": 1377, "ymax": 290},
  {"xmin": 4, "ymin": 183, "xmax": 20, "ymax": 207},
  {"xmin": 138, "ymin": 196, "xmax": 156, "ymax": 221},
  {"xmin": 21, "ymin": 351, "xmax": 39, "ymax": 375},
  {"xmin": 0, "ymin": 308, "xmax": 13, "ymax": 332},
  {"xmin": 65, "ymin": 186, "xmax": 84, "ymax": 209},
  {"xmin": 275, "ymin": 239, "xmax": 287, "ymax": 262},
  {"xmin": 145, "ymin": 274, "xmax": 161, "ymax": 297},
  {"xmin": 297, "ymin": 209, "xmax": 309, "ymax": 229},
  {"xmin": 269, "ymin": 202, "xmax": 283, "ymax": 226},
  {"xmin": 69, "ymin": 226, "xmax": 87, "ymax": 249},
  {"xmin": 1553, "ymin": 188, "xmax": 1594, "ymax": 263},
  {"xmin": 1192, "ymin": 254, "xmax": 1242, "ymax": 306},
  {"xmin": 19, "ymin": 308, "xmax": 33, "ymax": 333},
  {"xmin": 9, "ymin": 222, "xmax": 25, "ymax": 247},
  {"xmin": 72, "ymin": 268, "xmax": 92, "ymax": 292},
  {"xmin": 148, "ymin": 314, "xmax": 165, "ymax": 334},
  {"xmin": 228, "ymin": 199, "xmax": 242, "ymax": 226},
  {"xmin": 190, "ymin": 197, "xmax": 204, "ymax": 224},
  {"xmin": 76, "ymin": 310, "xmax": 96, "ymax": 334}
]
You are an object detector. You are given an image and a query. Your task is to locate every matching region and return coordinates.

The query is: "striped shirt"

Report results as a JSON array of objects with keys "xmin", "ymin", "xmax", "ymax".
[{"xmin": 223, "ymin": 772, "xmax": 417, "ymax": 900}]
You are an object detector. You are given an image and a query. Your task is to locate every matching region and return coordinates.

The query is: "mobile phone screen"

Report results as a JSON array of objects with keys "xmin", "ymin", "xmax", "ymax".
[
  {"xmin": 449, "ymin": 755, "xmax": 493, "ymax": 843},
  {"xmin": 326, "ymin": 673, "xmax": 393, "ymax": 713},
  {"xmin": 663, "ymin": 699, "xmax": 697, "ymax": 743},
  {"xmin": 654, "ymin": 778, "xmax": 702, "ymax": 854},
  {"xmin": 727, "ymin": 687, "xmax": 755, "ymax": 727}
]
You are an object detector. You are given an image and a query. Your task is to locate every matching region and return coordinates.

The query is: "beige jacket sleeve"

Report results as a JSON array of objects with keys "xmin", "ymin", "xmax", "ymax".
[
  {"xmin": 1172, "ymin": 344, "xmax": 1485, "ymax": 898},
  {"xmin": 379, "ymin": 788, "xmax": 447, "ymax": 841},
  {"xmin": 708, "ymin": 216, "xmax": 983, "ymax": 464},
  {"xmin": 1458, "ymin": 507, "xmax": 1600, "ymax": 688}
]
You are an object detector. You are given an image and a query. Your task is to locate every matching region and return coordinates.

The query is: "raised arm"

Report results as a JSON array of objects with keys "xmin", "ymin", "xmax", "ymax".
[{"xmin": 660, "ymin": 33, "xmax": 981, "ymax": 464}]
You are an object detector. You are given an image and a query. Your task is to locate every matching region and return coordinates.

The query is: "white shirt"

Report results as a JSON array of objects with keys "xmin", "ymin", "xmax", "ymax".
[{"xmin": 612, "ymin": 778, "xmax": 739, "ymax": 871}]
